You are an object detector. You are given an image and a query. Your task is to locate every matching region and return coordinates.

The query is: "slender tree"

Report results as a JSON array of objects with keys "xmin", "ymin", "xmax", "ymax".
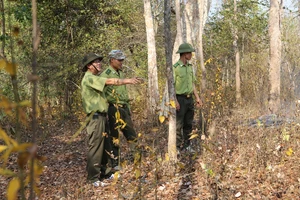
[
  {"xmin": 30, "ymin": 0, "xmax": 39, "ymax": 198},
  {"xmin": 143, "ymin": 0, "xmax": 159, "ymax": 114},
  {"xmin": 268, "ymin": 0, "xmax": 282, "ymax": 113},
  {"xmin": 172, "ymin": 0, "xmax": 183, "ymax": 63},
  {"xmin": 196, "ymin": 0, "xmax": 210, "ymax": 91},
  {"xmin": 233, "ymin": 0, "xmax": 241, "ymax": 103},
  {"xmin": 164, "ymin": 0, "xmax": 177, "ymax": 162}
]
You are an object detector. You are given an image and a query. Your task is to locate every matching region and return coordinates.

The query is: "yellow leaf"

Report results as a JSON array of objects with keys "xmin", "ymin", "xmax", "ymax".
[
  {"xmin": 138, "ymin": 133, "xmax": 142, "ymax": 137},
  {"xmin": 151, "ymin": 128, "xmax": 159, "ymax": 132},
  {"xmin": 18, "ymin": 100, "xmax": 31, "ymax": 107},
  {"xmin": 159, "ymin": 115, "xmax": 165, "ymax": 123},
  {"xmin": 1, "ymin": 148, "xmax": 11, "ymax": 166},
  {"xmin": 0, "ymin": 145, "xmax": 8, "ymax": 153},
  {"xmin": 113, "ymin": 171, "xmax": 119, "ymax": 183},
  {"xmin": 0, "ymin": 59, "xmax": 6, "ymax": 69},
  {"xmin": 135, "ymin": 169, "xmax": 141, "ymax": 179},
  {"xmin": 102, "ymin": 132, "xmax": 108, "ymax": 137},
  {"xmin": 7, "ymin": 178, "xmax": 20, "ymax": 200},
  {"xmin": 170, "ymin": 100, "xmax": 176, "ymax": 108},
  {"xmin": 34, "ymin": 161, "xmax": 44, "ymax": 176},
  {"xmin": 133, "ymin": 152, "xmax": 141, "ymax": 164},
  {"xmin": 115, "ymin": 110, "xmax": 120, "ymax": 120},
  {"xmin": 177, "ymin": 162, "xmax": 185, "ymax": 169},
  {"xmin": 0, "ymin": 60, "xmax": 17, "ymax": 76},
  {"xmin": 204, "ymin": 58, "xmax": 213, "ymax": 65},
  {"xmin": 33, "ymin": 184, "xmax": 41, "ymax": 196},
  {"xmin": 189, "ymin": 134, "xmax": 198, "ymax": 140},
  {"xmin": 144, "ymin": 146, "xmax": 153, "ymax": 152},
  {"xmin": 112, "ymin": 137, "xmax": 119, "ymax": 146},
  {"xmin": 0, "ymin": 128, "xmax": 13, "ymax": 145},
  {"xmin": 286, "ymin": 148, "xmax": 293, "ymax": 156},
  {"xmin": 0, "ymin": 168, "xmax": 15, "ymax": 177},
  {"xmin": 0, "ymin": 96, "xmax": 15, "ymax": 110},
  {"xmin": 165, "ymin": 153, "xmax": 169, "ymax": 161},
  {"xmin": 121, "ymin": 121, "xmax": 127, "ymax": 129}
]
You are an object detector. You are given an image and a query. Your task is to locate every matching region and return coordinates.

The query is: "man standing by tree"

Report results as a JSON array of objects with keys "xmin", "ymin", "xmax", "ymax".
[
  {"xmin": 100, "ymin": 50, "xmax": 139, "ymax": 170},
  {"xmin": 81, "ymin": 52, "xmax": 142, "ymax": 187},
  {"xmin": 173, "ymin": 43, "xmax": 203, "ymax": 152}
]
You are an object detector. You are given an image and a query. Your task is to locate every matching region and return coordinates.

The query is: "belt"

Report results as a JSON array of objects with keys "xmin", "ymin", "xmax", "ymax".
[
  {"xmin": 109, "ymin": 103, "xmax": 127, "ymax": 108},
  {"xmin": 87, "ymin": 111, "xmax": 107, "ymax": 118},
  {"xmin": 176, "ymin": 94, "xmax": 192, "ymax": 98}
]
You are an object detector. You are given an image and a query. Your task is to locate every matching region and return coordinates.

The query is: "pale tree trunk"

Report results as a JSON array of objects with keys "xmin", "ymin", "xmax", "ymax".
[
  {"xmin": 164, "ymin": 0, "xmax": 177, "ymax": 163},
  {"xmin": 183, "ymin": 0, "xmax": 195, "ymax": 45},
  {"xmin": 233, "ymin": 0, "xmax": 241, "ymax": 103},
  {"xmin": 268, "ymin": 0, "xmax": 282, "ymax": 113},
  {"xmin": 183, "ymin": 0, "xmax": 210, "ymax": 90},
  {"xmin": 143, "ymin": 0, "xmax": 159, "ymax": 114},
  {"xmin": 196, "ymin": 0, "xmax": 209, "ymax": 91},
  {"xmin": 172, "ymin": 0, "xmax": 183, "ymax": 63}
]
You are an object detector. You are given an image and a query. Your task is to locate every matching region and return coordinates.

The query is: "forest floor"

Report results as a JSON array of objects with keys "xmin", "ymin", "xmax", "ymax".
[{"xmin": 1, "ymin": 106, "xmax": 300, "ymax": 200}]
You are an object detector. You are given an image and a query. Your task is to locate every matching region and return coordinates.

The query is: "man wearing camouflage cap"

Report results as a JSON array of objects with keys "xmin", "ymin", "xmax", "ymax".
[
  {"xmin": 173, "ymin": 43, "xmax": 203, "ymax": 152},
  {"xmin": 80, "ymin": 52, "xmax": 142, "ymax": 187},
  {"xmin": 100, "ymin": 50, "xmax": 139, "ymax": 170}
]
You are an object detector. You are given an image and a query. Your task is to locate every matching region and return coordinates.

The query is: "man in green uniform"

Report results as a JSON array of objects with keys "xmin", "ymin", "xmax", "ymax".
[
  {"xmin": 81, "ymin": 52, "xmax": 142, "ymax": 187},
  {"xmin": 173, "ymin": 43, "xmax": 203, "ymax": 152},
  {"xmin": 100, "ymin": 50, "xmax": 138, "ymax": 170}
]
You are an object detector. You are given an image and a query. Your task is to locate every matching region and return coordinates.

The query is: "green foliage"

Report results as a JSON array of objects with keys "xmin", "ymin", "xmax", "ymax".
[
  {"xmin": 1, "ymin": 0, "xmax": 149, "ymax": 118},
  {"xmin": 204, "ymin": 0, "xmax": 269, "ymax": 107}
]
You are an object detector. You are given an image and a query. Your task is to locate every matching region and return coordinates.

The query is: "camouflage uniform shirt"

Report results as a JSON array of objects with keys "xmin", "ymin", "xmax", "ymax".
[{"xmin": 81, "ymin": 71, "xmax": 108, "ymax": 114}]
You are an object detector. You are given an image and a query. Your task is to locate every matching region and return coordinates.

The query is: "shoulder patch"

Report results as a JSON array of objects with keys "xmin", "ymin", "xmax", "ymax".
[
  {"xmin": 173, "ymin": 62, "xmax": 180, "ymax": 68},
  {"xmin": 106, "ymin": 69, "xmax": 111, "ymax": 75}
]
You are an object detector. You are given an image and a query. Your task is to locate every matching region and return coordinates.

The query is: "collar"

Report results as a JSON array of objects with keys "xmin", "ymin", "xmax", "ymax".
[
  {"xmin": 177, "ymin": 60, "xmax": 189, "ymax": 67},
  {"xmin": 109, "ymin": 65, "xmax": 123, "ymax": 73}
]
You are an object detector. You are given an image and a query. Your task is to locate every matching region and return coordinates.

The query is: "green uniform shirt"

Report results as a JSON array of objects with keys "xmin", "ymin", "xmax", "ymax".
[
  {"xmin": 100, "ymin": 66, "xmax": 130, "ymax": 106},
  {"xmin": 81, "ymin": 71, "xmax": 108, "ymax": 114},
  {"xmin": 173, "ymin": 60, "xmax": 195, "ymax": 95}
]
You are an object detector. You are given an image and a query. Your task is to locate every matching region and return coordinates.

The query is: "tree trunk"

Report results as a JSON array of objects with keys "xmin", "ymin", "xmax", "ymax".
[
  {"xmin": 172, "ymin": 0, "xmax": 183, "ymax": 63},
  {"xmin": 30, "ymin": 0, "xmax": 39, "ymax": 198},
  {"xmin": 183, "ymin": 0, "xmax": 195, "ymax": 45},
  {"xmin": 268, "ymin": 0, "xmax": 282, "ymax": 113},
  {"xmin": 143, "ymin": 0, "xmax": 159, "ymax": 114},
  {"xmin": 196, "ymin": 0, "xmax": 209, "ymax": 91},
  {"xmin": 233, "ymin": 0, "xmax": 241, "ymax": 104},
  {"xmin": 164, "ymin": 0, "xmax": 177, "ymax": 163}
]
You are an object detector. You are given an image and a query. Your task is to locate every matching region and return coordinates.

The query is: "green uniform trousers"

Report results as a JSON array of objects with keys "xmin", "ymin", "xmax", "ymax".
[
  {"xmin": 86, "ymin": 113, "xmax": 110, "ymax": 182},
  {"xmin": 107, "ymin": 104, "xmax": 137, "ymax": 167},
  {"xmin": 176, "ymin": 95, "xmax": 195, "ymax": 149}
]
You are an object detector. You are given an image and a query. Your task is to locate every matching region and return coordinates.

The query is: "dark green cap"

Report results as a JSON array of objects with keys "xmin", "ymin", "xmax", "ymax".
[
  {"xmin": 82, "ymin": 53, "xmax": 103, "ymax": 72},
  {"xmin": 176, "ymin": 43, "xmax": 195, "ymax": 54}
]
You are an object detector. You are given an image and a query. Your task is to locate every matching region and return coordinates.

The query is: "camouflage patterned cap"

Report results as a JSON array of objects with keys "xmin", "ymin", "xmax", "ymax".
[{"xmin": 108, "ymin": 50, "xmax": 126, "ymax": 60}]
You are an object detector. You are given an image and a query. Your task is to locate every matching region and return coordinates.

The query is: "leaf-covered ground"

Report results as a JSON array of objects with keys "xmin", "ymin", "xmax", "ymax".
[{"xmin": 1, "ymin": 108, "xmax": 300, "ymax": 199}]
